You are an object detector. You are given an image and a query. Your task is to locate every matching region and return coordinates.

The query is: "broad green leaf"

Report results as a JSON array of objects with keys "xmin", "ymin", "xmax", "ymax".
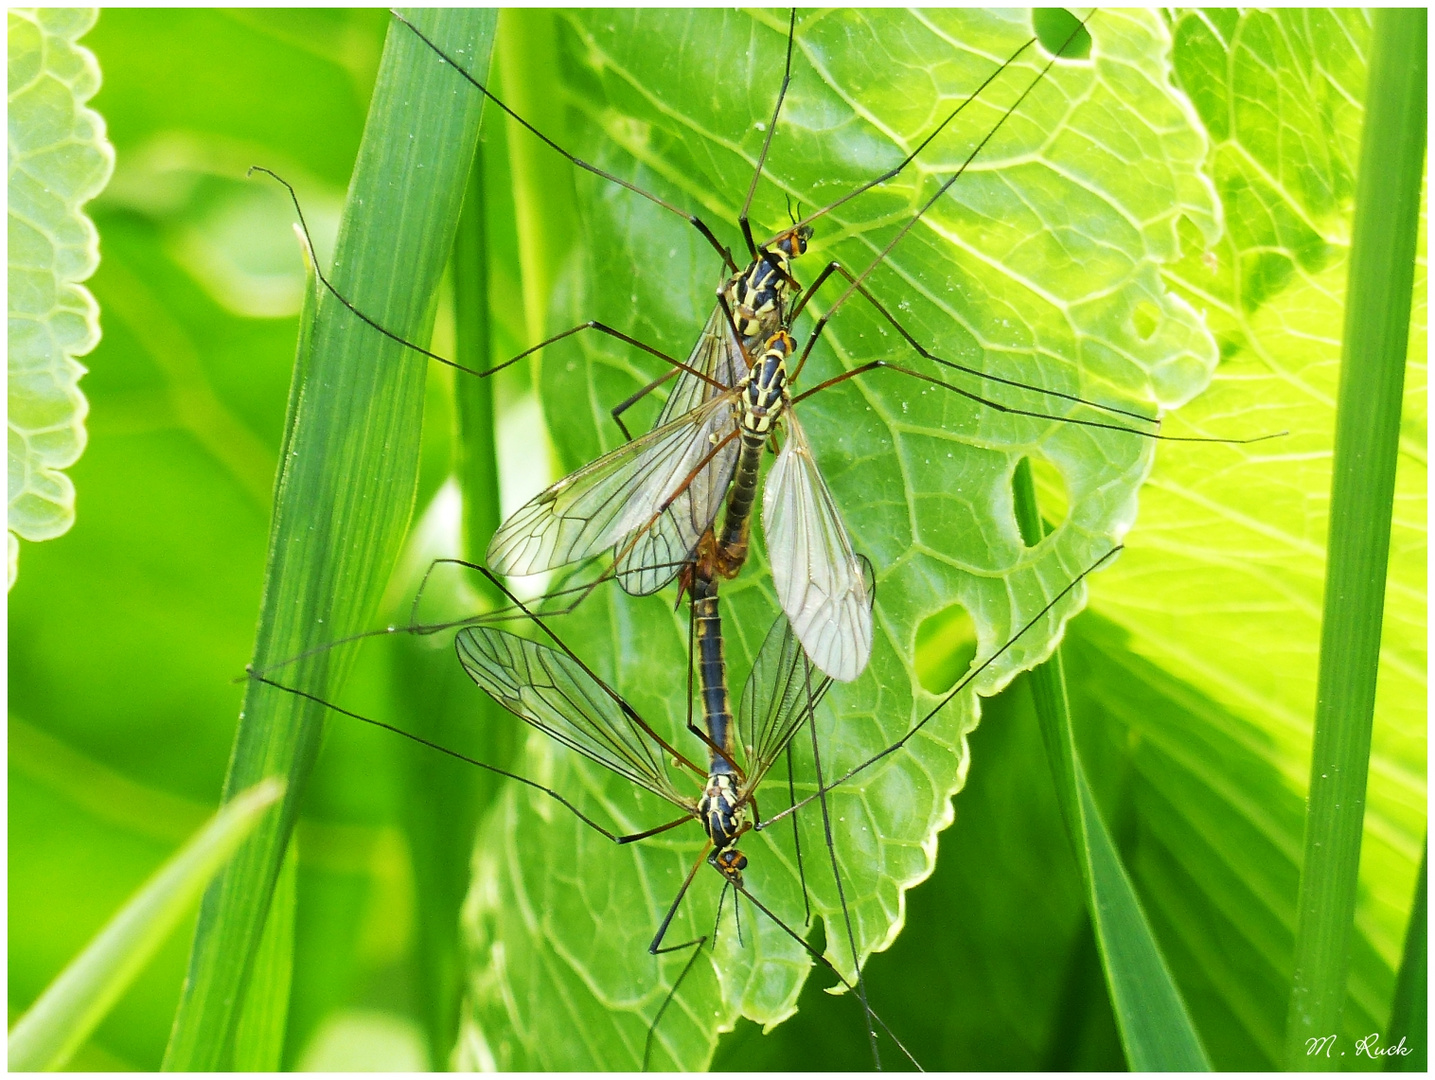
[
  {"xmin": 7, "ymin": 778, "xmax": 283, "ymax": 1072},
  {"xmin": 456, "ymin": 10, "xmax": 1224, "ymax": 1068},
  {"xmin": 162, "ymin": 10, "xmax": 495, "ymax": 1069},
  {"xmin": 1088, "ymin": 9, "xmax": 1426, "ymax": 1065},
  {"xmin": 7, "ymin": 8, "xmax": 114, "ymax": 586}
]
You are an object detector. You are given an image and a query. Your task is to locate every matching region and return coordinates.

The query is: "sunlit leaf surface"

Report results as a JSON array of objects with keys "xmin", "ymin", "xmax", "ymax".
[
  {"xmin": 11, "ymin": 9, "xmax": 1421, "ymax": 1072},
  {"xmin": 1087, "ymin": 9, "xmax": 1426, "ymax": 1066},
  {"xmin": 7, "ymin": 8, "xmax": 114, "ymax": 585},
  {"xmin": 457, "ymin": 9, "xmax": 1222, "ymax": 1068}
]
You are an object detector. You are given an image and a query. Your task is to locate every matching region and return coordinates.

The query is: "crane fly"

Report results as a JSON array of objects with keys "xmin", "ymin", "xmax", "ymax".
[
  {"xmin": 287, "ymin": 11, "xmax": 1061, "ymax": 674},
  {"xmin": 251, "ymin": 538, "xmax": 1119, "ymax": 1069},
  {"xmin": 285, "ymin": 9, "xmax": 1271, "ymax": 689},
  {"xmin": 254, "ymin": 541, "xmax": 910, "ymax": 1069},
  {"xmin": 234, "ymin": 8, "xmax": 1270, "ymax": 1067}
]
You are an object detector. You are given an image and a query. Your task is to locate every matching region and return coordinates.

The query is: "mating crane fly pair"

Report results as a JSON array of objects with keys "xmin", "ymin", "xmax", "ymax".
[
  {"xmin": 252, "ymin": 6, "xmax": 1276, "ymax": 1071},
  {"xmin": 284, "ymin": 8, "xmax": 1264, "ymax": 687}
]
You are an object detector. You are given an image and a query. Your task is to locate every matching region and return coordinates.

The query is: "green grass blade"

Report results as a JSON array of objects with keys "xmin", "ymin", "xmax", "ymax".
[
  {"xmin": 160, "ymin": 9, "xmax": 495, "ymax": 1069},
  {"xmin": 1385, "ymin": 838, "xmax": 1427, "ymax": 1070},
  {"xmin": 7, "ymin": 779, "xmax": 283, "ymax": 1072},
  {"xmin": 454, "ymin": 144, "xmax": 501, "ymax": 561},
  {"xmin": 496, "ymin": 8, "xmax": 577, "ymax": 348},
  {"xmin": 229, "ymin": 836, "xmax": 297, "ymax": 1070},
  {"xmin": 394, "ymin": 133, "xmax": 506, "ymax": 1072},
  {"xmin": 1014, "ymin": 462, "xmax": 1211, "ymax": 1070},
  {"xmin": 1285, "ymin": 10, "xmax": 1426, "ymax": 1067}
]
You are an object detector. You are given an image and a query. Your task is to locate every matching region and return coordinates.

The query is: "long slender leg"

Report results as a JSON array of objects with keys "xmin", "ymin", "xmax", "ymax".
[
  {"xmin": 789, "ymin": 258, "xmax": 1160, "ymax": 428},
  {"xmin": 252, "ymin": 166, "xmax": 724, "ymax": 399},
  {"xmin": 247, "ymin": 670, "xmax": 693, "ymax": 846},
  {"xmin": 643, "ymin": 847, "xmax": 714, "ymax": 1070},
  {"xmin": 762, "ymin": 545, "xmax": 1123, "ymax": 831},
  {"xmin": 732, "ymin": 883, "xmax": 924, "ymax": 1069},
  {"xmin": 242, "ymin": 550, "xmax": 600, "ymax": 681},
  {"xmin": 612, "ymin": 367, "xmax": 680, "ymax": 442},
  {"xmin": 390, "ymin": 11, "xmax": 738, "ymax": 274},
  {"xmin": 777, "ymin": 33, "xmax": 1042, "ymax": 245},
  {"xmin": 258, "ymin": 545, "xmax": 691, "ymax": 689},
  {"xmin": 799, "ymin": 14, "xmax": 1096, "ymax": 359},
  {"xmin": 250, "ymin": 166, "xmax": 491, "ymax": 379},
  {"xmin": 804, "ymin": 663, "xmax": 880, "ymax": 1068},
  {"xmin": 793, "ymin": 358, "xmax": 1282, "ymax": 446},
  {"xmin": 481, "ymin": 321, "xmax": 720, "ymax": 388},
  {"xmin": 641, "ymin": 941, "xmax": 705, "ymax": 1072},
  {"xmin": 785, "ymin": 740, "xmax": 811, "ymax": 923}
]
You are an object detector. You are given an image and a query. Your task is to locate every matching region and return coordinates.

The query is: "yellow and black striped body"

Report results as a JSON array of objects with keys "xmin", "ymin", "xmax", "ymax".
[
  {"xmin": 691, "ymin": 571, "xmax": 750, "ymax": 884},
  {"xmin": 722, "ymin": 225, "xmax": 813, "ymax": 349},
  {"xmin": 715, "ymin": 330, "xmax": 793, "ymax": 573}
]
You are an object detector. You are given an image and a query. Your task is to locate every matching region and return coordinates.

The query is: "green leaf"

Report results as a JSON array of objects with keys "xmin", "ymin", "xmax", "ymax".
[
  {"xmin": 7, "ymin": 778, "xmax": 283, "ymax": 1072},
  {"xmin": 1287, "ymin": 10, "xmax": 1426, "ymax": 1065},
  {"xmin": 1088, "ymin": 9, "xmax": 1426, "ymax": 1066},
  {"xmin": 6, "ymin": 8, "xmax": 114, "ymax": 587},
  {"xmin": 1385, "ymin": 839, "xmax": 1427, "ymax": 1071},
  {"xmin": 162, "ymin": 10, "xmax": 495, "ymax": 1069},
  {"xmin": 229, "ymin": 834, "xmax": 297, "ymax": 1071},
  {"xmin": 456, "ymin": 10, "xmax": 1224, "ymax": 1068},
  {"xmin": 1014, "ymin": 462, "xmax": 1210, "ymax": 1069}
]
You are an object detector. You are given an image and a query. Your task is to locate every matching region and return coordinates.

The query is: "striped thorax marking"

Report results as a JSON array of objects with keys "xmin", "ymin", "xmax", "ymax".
[
  {"xmin": 721, "ymin": 225, "xmax": 812, "ymax": 345},
  {"xmin": 738, "ymin": 330, "xmax": 793, "ymax": 439},
  {"xmin": 698, "ymin": 773, "xmax": 750, "ymax": 883}
]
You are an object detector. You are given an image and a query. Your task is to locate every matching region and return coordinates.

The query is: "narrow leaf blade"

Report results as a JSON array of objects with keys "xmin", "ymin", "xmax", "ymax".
[
  {"xmin": 161, "ymin": 9, "xmax": 496, "ymax": 1069},
  {"xmin": 1016, "ymin": 466, "xmax": 1211, "ymax": 1070},
  {"xmin": 1286, "ymin": 10, "xmax": 1426, "ymax": 1065},
  {"xmin": 7, "ymin": 779, "xmax": 283, "ymax": 1072}
]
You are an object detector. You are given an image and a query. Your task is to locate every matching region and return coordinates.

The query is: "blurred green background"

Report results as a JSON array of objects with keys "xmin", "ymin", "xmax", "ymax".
[{"xmin": 8, "ymin": 8, "xmax": 1425, "ymax": 1072}]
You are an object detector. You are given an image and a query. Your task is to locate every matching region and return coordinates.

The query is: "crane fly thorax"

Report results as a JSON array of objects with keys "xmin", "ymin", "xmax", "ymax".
[
  {"xmin": 699, "ymin": 772, "xmax": 750, "ymax": 883},
  {"xmin": 738, "ymin": 330, "xmax": 793, "ymax": 437},
  {"xmin": 721, "ymin": 224, "xmax": 813, "ymax": 344}
]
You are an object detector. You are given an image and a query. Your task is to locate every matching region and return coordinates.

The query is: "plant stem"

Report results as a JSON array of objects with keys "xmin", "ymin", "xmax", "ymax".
[
  {"xmin": 1285, "ymin": 9, "xmax": 1426, "ymax": 1068},
  {"xmin": 1012, "ymin": 460, "xmax": 1210, "ymax": 1070}
]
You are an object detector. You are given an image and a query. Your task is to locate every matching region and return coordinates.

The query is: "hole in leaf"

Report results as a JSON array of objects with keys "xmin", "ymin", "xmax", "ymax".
[
  {"xmin": 1013, "ymin": 455, "xmax": 1069, "ymax": 546},
  {"xmin": 1132, "ymin": 300, "xmax": 1161, "ymax": 341},
  {"xmin": 1033, "ymin": 9, "xmax": 1092, "ymax": 60},
  {"xmin": 915, "ymin": 604, "xmax": 977, "ymax": 695}
]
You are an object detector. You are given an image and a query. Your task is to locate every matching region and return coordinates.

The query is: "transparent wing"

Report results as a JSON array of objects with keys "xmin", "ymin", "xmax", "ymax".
[
  {"xmin": 762, "ymin": 412, "xmax": 873, "ymax": 682},
  {"xmin": 612, "ymin": 410, "xmax": 740, "ymax": 596},
  {"xmin": 455, "ymin": 626, "xmax": 694, "ymax": 810},
  {"xmin": 736, "ymin": 612, "xmax": 835, "ymax": 797},
  {"xmin": 487, "ymin": 390, "xmax": 740, "ymax": 579},
  {"xmin": 654, "ymin": 303, "xmax": 748, "ymax": 428},
  {"xmin": 611, "ymin": 307, "xmax": 748, "ymax": 595}
]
